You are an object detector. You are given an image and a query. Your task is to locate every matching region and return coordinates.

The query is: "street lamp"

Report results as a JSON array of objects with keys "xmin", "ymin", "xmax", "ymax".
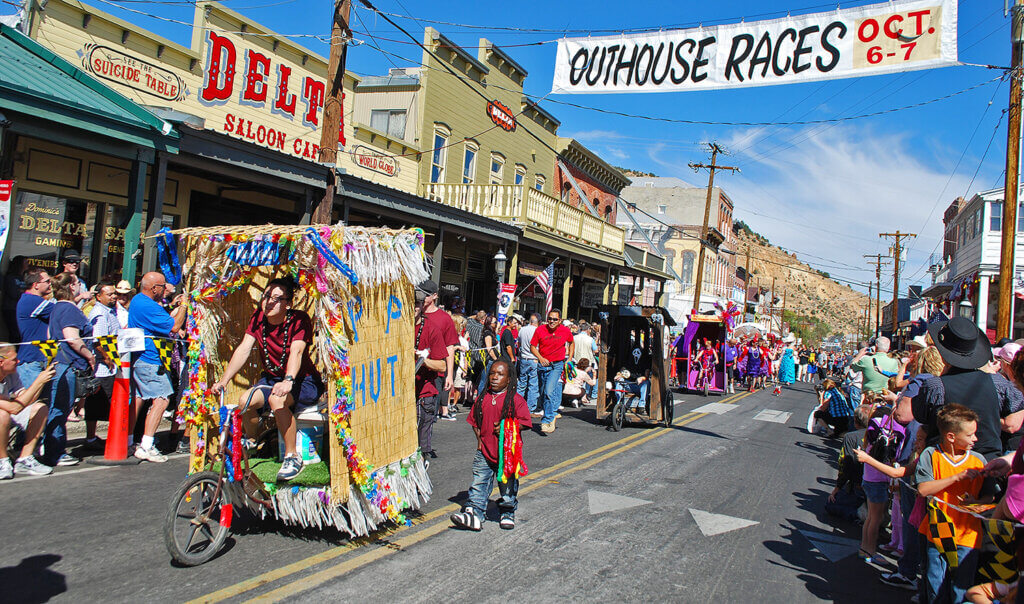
[
  {"xmin": 959, "ymin": 298, "xmax": 974, "ymax": 322},
  {"xmin": 493, "ymin": 249, "xmax": 507, "ymax": 282}
]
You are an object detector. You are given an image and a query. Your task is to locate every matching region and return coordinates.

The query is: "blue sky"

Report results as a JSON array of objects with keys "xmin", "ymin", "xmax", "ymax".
[{"xmin": 11, "ymin": 0, "xmax": 1011, "ymax": 296}]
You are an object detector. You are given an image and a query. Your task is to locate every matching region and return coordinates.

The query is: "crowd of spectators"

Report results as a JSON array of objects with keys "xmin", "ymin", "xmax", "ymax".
[
  {"xmin": 0, "ymin": 251, "xmax": 189, "ymax": 478},
  {"xmin": 816, "ymin": 321, "xmax": 1024, "ymax": 603}
]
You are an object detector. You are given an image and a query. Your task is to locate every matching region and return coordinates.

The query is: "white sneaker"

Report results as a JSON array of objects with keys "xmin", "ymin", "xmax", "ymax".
[
  {"xmin": 0, "ymin": 458, "xmax": 12, "ymax": 479},
  {"xmin": 134, "ymin": 445, "xmax": 168, "ymax": 463},
  {"xmin": 15, "ymin": 456, "xmax": 53, "ymax": 476}
]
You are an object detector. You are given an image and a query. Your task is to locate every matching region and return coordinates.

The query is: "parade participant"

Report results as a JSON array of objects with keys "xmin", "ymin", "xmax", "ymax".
[
  {"xmin": 127, "ymin": 272, "xmax": 186, "ymax": 463},
  {"xmin": 15, "ymin": 268, "xmax": 53, "ymax": 388},
  {"xmin": 408, "ymin": 280, "xmax": 456, "ymax": 460},
  {"xmin": 779, "ymin": 343, "xmax": 796, "ymax": 385},
  {"xmin": 0, "ymin": 343, "xmax": 56, "ymax": 478},
  {"xmin": 531, "ymin": 309, "xmax": 574, "ymax": 435},
  {"xmin": 212, "ymin": 278, "xmax": 324, "ymax": 480},
  {"xmin": 450, "ymin": 361, "xmax": 531, "ymax": 531},
  {"xmin": 740, "ymin": 337, "xmax": 766, "ymax": 392},
  {"xmin": 723, "ymin": 338, "xmax": 738, "ymax": 394},
  {"xmin": 695, "ymin": 339, "xmax": 718, "ymax": 391},
  {"xmin": 758, "ymin": 338, "xmax": 773, "ymax": 389}
]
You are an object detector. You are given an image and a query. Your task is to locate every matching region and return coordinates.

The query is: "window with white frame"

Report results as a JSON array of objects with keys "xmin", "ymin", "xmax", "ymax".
[
  {"xmin": 535, "ymin": 174, "xmax": 545, "ymax": 191},
  {"xmin": 370, "ymin": 109, "xmax": 407, "ymax": 140},
  {"xmin": 462, "ymin": 141, "xmax": 478, "ymax": 184},
  {"xmin": 489, "ymin": 153, "xmax": 505, "ymax": 185},
  {"xmin": 514, "ymin": 165, "xmax": 526, "ymax": 187},
  {"xmin": 430, "ymin": 126, "xmax": 449, "ymax": 184},
  {"xmin": 991, "ymin": 201, "xmax": 1002, "ymax": 231}
]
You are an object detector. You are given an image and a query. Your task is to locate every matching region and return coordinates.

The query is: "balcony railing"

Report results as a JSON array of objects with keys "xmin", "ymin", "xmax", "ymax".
[{"xmin": 423, "ymin": 182, "xmax": 625, "ymax": 255}]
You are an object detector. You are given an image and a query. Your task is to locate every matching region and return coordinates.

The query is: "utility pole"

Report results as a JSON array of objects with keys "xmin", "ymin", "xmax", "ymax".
[
  {"xmin": 314, "ymin": 0, "xmax": 352, "ymax": 224},
  {"xmin": 780, "ymin": 288, "xmax": 786, "ymax": 336},
  {"xmin": 770, "ymin": 276, "xmax": 776, "ymax": 335},
  {"xmin": 864, "ymin": 254, "xmax": 889, "ymax": 336},
  {"xmin": 688, "ymin": 143, "xmax": 739, "ymax": 313},
  {"xmin": 998, "ymin": 0, "xmax": 1024, "ymax": 339},
  {"xmin": 880, "ymin": 231, "xmax": 917, "ymax": 336},
  {"xmin": 742, "ymin": 246, "xmax": 751, "ymax": 319},
  {"xmin": 867, "ymin": 282, "xmax": 873, "ymax": 339}
]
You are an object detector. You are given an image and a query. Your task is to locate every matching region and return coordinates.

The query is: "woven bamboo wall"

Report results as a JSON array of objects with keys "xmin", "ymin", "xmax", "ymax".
[{"xmin": 329, "ymin": 281, "xmax": 418, "ymax": 502}]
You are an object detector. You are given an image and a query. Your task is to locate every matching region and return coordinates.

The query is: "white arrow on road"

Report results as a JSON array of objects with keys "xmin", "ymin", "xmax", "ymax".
[
  {"xmin": 753, "ymin": 409, "xmax": 792, "ymax": 424},
  {"xmin": 798, "ymin": 529, "xmax": 861, "ymax": 562},
  {"xmin": 692, "ymin": 402, "xmax": 736, "ymax": 415},
  {"xmin": 588, "ymin": 490, "xmax": 653, "ymax": 515},
  {"xmin": 689, "ymin": 508, "xmax": 759, "ymax": 536}
]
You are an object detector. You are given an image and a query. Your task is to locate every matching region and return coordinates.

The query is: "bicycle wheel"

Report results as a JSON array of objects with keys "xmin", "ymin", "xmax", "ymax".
[
  {"xmin": 610, "ymin": 399, "xmax": 628, "ymax": 432},
  {"xmin": 164, "ymin": 471, "xmax": 231, "ymax": 566},
  {"xmin": 662, "ymin": 391, "xmax": 675, "ymax": 427}
]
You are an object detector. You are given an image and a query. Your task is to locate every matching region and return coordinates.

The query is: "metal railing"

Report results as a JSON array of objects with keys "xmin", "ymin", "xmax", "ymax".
[{"xmin": 423, "ymin": 182, "xmax": 625, "ymax": 254}]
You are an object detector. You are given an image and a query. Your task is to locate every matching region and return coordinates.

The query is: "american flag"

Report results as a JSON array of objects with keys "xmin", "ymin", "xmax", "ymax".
[{"xmin": 537, "ymin": 261, "xmax": 555, "ymax": 315}]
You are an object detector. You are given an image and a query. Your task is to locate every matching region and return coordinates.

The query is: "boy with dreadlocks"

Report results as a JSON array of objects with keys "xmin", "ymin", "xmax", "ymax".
[{"xmin": 451, "ymin": 361, "xmax": 531, "ymax": 531}]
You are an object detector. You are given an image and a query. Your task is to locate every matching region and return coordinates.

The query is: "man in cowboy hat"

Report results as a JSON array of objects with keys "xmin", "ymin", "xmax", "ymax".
[{"xmin": 895, "ymin": 317, "xmax": 1024, "ymax": 460}]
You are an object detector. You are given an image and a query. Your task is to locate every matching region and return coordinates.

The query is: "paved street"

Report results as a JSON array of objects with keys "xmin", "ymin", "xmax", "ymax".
[{"xmin": 1, "ymin": 382, "xmax": 913, "ymax": 603}]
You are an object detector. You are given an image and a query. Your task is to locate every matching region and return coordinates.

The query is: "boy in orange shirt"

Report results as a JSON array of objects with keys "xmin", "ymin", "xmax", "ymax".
[{"xmin": 916, "ymin": 404, "xmax": 987, "ymax": 604}]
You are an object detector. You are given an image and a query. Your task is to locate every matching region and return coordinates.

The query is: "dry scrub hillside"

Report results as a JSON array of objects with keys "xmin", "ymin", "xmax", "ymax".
[{"xmin": 734, "ymin": 227, "xmax": 869, "ymax": 339}]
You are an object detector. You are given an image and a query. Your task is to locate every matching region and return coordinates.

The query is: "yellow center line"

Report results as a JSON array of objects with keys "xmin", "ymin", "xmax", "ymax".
[{"xmin": 189, "ymin": 392, "xmax": 747, "ymax": 604}]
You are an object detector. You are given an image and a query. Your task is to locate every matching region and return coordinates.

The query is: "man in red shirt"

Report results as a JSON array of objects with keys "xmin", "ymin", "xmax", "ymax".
[
  {"xmin": 530, "ymin": 309, "xmax": 574, "ymax": 434},
  {"xmin": 213, "ymin": 278, "xmax": 324, "ymax": 482},
  {"xmin": 414, "ymin": 280, "xmax": 457, "ymax": 459}
]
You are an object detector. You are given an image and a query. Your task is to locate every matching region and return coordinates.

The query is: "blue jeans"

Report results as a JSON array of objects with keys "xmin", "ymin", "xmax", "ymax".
[
  {"xmin": 517, "ymin": 358, "xmax": 539, "ymax": 411},
  {"xmin": 17, "ymin": 361, "xmax": 50, "ymax": 401},
  {"xmin": 615, "ymin": 380, "xmax": 649, "ymax": 408},
  {"xmin": 465, "ymin": 449, "xmax": 518, "ymax": 521},
  {"xmin": 44, "ymin": 363, "xmax": 75, "ymax": 465},
  {"xmin": 896, "ymin": 484, "xmax": 921, "ymax": 580},
  {"xmin": 923, "ymin": 543, "xmax": 977, "ymax": 604},
  {"xmin": 585, "ymin": 381, "xmax": 598, "ymax": 400},
  {"xmin": 847, "ymin": 385, "xmax": 862, "ymax": 405},
  {"xmin": 476, "ymin": 359, "xmax": 496, "ymax": 397},
  {"xmin": 538, "ymin": 360, "xmax": 564, "ymax": 425}
]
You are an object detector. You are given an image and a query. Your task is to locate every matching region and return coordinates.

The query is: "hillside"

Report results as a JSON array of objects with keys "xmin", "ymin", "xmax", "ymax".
[{"xmin": 733, "ymin": 226, "xmax": 869, "ymax": 342}]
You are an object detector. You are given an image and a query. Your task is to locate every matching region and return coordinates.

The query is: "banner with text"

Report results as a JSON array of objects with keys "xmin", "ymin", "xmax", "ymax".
[
  {"xmin": 552, "ymin": 0, "xmax": 957, "ymax": 94},
  {"xmin": 0, "ymin": 181, "xmax": 12, "ymax": 266}
]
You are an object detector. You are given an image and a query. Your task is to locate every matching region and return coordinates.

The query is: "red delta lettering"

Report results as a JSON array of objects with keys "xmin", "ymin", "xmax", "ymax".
[
  {"xmin": 275, "ymin": 65, "xmax": 297, "ymax": 116},
  {"xmin": 201, "ymin": 32, "xmax": 236, "ymax": 102},
  {"xmin": 242, "ymin": 49, "xmax": 271, "ymax": 103},
  {"xmin": 302, "ymin": 76, "xmax": 325, "ymax": 126}
]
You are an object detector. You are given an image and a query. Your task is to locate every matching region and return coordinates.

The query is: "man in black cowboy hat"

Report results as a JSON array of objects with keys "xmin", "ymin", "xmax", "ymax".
[{"xmin": 900, "ymin": 317, "xmax": 1024, "ymax": 460}]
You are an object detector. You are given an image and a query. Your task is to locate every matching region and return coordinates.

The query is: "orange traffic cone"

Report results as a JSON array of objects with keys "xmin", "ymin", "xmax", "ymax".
[{"xmin": 88, "ymin": 360, "xmax": 141, "ymax": 466}]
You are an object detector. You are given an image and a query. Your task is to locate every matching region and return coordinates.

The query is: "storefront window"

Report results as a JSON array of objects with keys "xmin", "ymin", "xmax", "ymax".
[{"xmin": 10, "ymin": 191, "xmax": 98, "ymax": 281}]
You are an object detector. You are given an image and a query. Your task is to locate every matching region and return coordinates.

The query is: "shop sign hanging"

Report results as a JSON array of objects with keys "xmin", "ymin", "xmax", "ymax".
[
  {"xmin": 81, "ymin": 44, "xmax": 187, "ymax": 101},
  {"xmin": 349, "ymin": 145, "xmax": 399, "ymax": 177},
  {"xmin": 486, "ymin": 100, "xmax": 517, "ymax": 132},
  {"xmin": 0, "ymin": 181, "xmax": 12, "ymax": 265},
  {"xmin": 552, "ymin": 0, "xmax": 957, "ymax": 94},
  {"xmin": 496, "ymin": 283, "xmax": 516, "ymax": 324}
]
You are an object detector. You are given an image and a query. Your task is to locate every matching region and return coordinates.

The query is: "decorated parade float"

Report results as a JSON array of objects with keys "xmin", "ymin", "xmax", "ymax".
[{"xmin": 162, "ymin": 223, "xmax": 431, "ymax": 565}]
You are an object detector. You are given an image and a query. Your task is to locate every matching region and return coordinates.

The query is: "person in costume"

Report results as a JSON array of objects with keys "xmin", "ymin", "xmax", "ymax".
[
  {"xmin": 451, "ymin": 361, "xmax": 531, "ymax": 531},
  {"xmin": 212, "ymin": 278, "xmax": 325, "ymax": 482},
  {"xmin": 778, "ymin": 343, "xmax": 796, "ymax": 385},
  {"xmin": 696, "ymin": 339, "xmax": 718, "ymax": 390},
  {"xmin": 742, "ymin": 337, "xmax": 765, "ymax": 392}
]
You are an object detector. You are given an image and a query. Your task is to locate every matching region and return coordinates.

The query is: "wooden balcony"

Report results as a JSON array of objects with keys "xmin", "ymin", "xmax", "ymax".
[{"xmin": 423, "ymin": 183, "xmax": 625, "ymax": 255}]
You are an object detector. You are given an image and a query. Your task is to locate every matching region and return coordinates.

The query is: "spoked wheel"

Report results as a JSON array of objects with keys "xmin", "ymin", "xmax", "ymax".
[
  {"xmin": 662, "ymin": 391, "xmax": 675, "ymax": 427},
  {"xmin": 703, "ymin": 379, "xmax": 709, "ymax": 397},
  {"xmin": 164, "ymin": 471, "xmax": 231, "ymax": 566},
  {"xmin": 610, "ymin": 399, "xmax": 628, "ymax": 432}
]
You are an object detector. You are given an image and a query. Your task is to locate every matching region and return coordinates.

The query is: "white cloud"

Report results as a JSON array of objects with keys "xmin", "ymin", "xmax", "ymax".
[{"xmin": 652, "ymin": 124, "xmax": 992, "ymax": 291}]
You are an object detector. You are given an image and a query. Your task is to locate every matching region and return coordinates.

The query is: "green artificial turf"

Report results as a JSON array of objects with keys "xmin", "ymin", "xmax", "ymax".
[{"xmin": 213, "ymin": 457, "xmax": 330, "ymax": 488}]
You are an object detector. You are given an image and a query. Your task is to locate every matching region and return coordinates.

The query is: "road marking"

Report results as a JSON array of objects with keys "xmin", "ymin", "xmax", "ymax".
[
  {"xmin": 193, "ymin": 393, "xmax": 751, "ymax": 603},
  {"xmin": 689, "ymin": 509, "xmax": 759, "ymax": 536},
  {"xmin": 246, "ymin": 411, "xmax": 713, "ymax": 603},
  {"xmin": 752, "ymin": 409, "xmax": 792, "ymax": 424},
  {"xmin": 799, "ymin": 529, "xmax": 861, "ymax": 562},
  {"xmin": 692, "ymin": 402, "xmax": 736, "ymax": 415},
  {"xmin": 587, "ymin": 490, "xmax": 652, "ymax": 515}
]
